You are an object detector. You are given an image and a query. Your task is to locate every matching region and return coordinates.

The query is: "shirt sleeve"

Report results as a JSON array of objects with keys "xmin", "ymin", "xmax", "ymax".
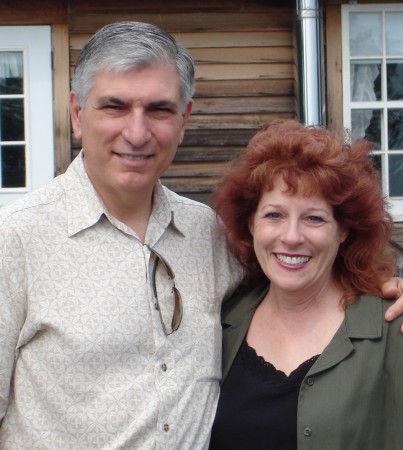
[{"xmin": 0, "ymin": 224, "xmax": 27, "ymax": 423}]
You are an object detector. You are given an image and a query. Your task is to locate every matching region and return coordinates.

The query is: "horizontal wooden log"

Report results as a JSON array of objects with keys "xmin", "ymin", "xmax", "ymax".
[
  {"xmin": 161, "ymin": 177, "xmax": 218, "ymax": 192},
  {"xmin": 174, "ymin": 146, "xmax": 245, "ymax": 162},
  {"xmin": 69, "ymin": 0, "xmax": 293, "ymax": 13},
  {"xmin": 70, "ymin": 30, "xmax": 293, "ymax": 50},
  {"xmin": 0, "ymin": 0, "xmax": 67, "ymax": 24},
  {"xmin": 195, "ymin": 63, "xmax": 293, "ymax": 81},
  {"xmin": 182, "ymin": 128, "xmax": 256, "ymax": 146},
  {"xmin": 191, "ymin": 96, "xmax": 294, "ymax": 114},
  {"xmin": 69, "ymin": 12, "xmax": 293, "ymax": 33},
  {"xmin": 189, "ymin": 47, "xmax": 293, "ymax": 64},
  {"xmin": 70, "ymin": 48, "xmax": 293, "ymax": 67},
  {"xmin": 194, "ymin": 79, "xmax": 294, "ymax": 97},
  {"xmin": 187, "ymin": 112, "xmax": 295, "ymax": 129},
  {"xmin": 163, "ymin": 161, "xmax": 230, "ymax": 178}
]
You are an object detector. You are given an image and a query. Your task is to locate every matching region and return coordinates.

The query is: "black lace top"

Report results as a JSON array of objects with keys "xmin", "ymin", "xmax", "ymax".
[{"xmin": 209, "ymin": 338, "xmax": 319, "ymax": 450}]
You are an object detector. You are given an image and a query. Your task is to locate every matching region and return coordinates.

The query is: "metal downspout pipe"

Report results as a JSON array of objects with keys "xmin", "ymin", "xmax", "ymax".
[{"xmin": 296, "ymin": 0, "xmax": 325, "ymax": 126}]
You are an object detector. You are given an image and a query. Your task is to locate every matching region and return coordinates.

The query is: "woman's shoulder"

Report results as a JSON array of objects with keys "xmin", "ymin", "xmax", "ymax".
[
  {"xmin": 346, "ymin": 293, "xmax": 402, "ymax": 340},
  {"xmin": 221, "ymin": 281, "xmax": 269, "ymax": 324}
]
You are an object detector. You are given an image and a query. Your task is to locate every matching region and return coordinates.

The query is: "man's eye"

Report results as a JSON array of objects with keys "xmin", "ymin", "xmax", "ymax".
[
  {"xmin": 152, "ymin": 107, "xmax": 174, "ymax": 114},
  {"xmin": 104, "ymin": 104, "xmax": 121, "ymax": 110}
]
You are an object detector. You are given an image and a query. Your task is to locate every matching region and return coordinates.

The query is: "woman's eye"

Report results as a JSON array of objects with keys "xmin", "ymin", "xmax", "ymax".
[
  {"xmin": 307, "ymin": 215, "xmax": 324, "ymax": 223},
  {"xmin": 265, "ymin": 212, "xmax": 281, "ymax": 220}
]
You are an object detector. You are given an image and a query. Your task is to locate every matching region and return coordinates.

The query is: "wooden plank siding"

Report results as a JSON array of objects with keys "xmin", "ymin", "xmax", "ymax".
[{"xmin": 68, "ymin": 0, "xmax": 297, "ymax": 203}]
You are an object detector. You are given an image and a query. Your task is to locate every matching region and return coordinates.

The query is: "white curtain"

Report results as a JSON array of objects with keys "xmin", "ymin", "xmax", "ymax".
[
  {"xmin": 0, "ymin": 51, "xmax": 23, "ymax": 79},
  {"xmin": 350, "ymin": 63, "xmax": 380, "ymax": 142}
]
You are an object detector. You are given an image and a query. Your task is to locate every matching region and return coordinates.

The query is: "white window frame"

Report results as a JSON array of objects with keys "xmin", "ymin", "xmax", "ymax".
[
  {"xmin": 0, "ymin": 26, "xmax": 54, "ymax": 206},
  {"xmin": 342, "ymin": 4, "xmax": 403, "ymax": 221}
]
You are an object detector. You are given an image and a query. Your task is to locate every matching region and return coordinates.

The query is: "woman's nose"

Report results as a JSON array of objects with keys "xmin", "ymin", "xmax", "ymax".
[{"xmin": 281, "ymin": 219, "xmax": 305, "ymax": 246}]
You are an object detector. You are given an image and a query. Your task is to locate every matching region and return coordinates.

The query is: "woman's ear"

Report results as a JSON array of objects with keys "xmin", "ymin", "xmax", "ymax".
[
  {"xmin": 248, "ymin": 213, "xmax": 255, "ymax": 237},
  {"xmin": 339, "ymin": 224, "xmax": 349, "ymax": 244}
]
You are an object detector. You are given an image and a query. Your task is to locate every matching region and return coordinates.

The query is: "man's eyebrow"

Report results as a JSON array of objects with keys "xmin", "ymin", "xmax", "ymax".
[
  {"xmin": 95, "ymin": 96, "xmax": 179, "ymax": 109},
  {"xmin": 96, "ymin": 96, "xmax": 126, "ymax": 105},
  {"xmin": 148, "ymin": 99, "xmax": 179, "ymax": 109}
]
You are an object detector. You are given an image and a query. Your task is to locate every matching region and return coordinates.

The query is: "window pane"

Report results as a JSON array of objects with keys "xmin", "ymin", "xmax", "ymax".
[
  {"xmin": 0, "ymin": 98, "xmax": 24, "ymax": 141},
  {"xmin": 351, "ymin": 62, "xmax": 381, "ymax": 101},
  {"xmin": 0, "ymin": 52, "xmax": 23, "ymax": 95},
  {"xmin": 371, "ymin": 154, "xmax": 382, "ymax": 173},
  {"xmin": 386, "ymin": 13, "xmax": 403, "ymax": 55},
  {"xmin": 370, "ymin": 154, "xmax": 383, "ymax": 189},
  {"xmin": 387, "ymin": 62, "xmax": 403, "ymax": 100},
  {"xmin": 389, "ymin": 154, "xmax": 403, "ymax": 196},
  {"xmin": 349, "ymin": 13, "xmax": 382, "ymax": 56},
  {"xmin": 351, "ymin": 109, "xmax": 382, "ymax": 149},
  {"xmin": 388, "ymin": 109, "xmax": 403, "ymax": 150},
  {"xmin": 1, "ymin": 144, "xmax": 26, "ymax": 188}
]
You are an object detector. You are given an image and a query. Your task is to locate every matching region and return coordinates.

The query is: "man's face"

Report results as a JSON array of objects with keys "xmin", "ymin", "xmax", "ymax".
[{"xmin": 70, "ymin": 64, "xmax": 192, "ymax": 204}]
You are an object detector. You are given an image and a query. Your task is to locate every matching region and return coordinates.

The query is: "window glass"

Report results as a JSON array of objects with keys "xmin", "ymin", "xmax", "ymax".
[
  {"xmin": 343, "ymin": 5, "xmax": 403, "ymax": 219},
  {"xmin": 389, "ymin": 154, "xmax": 403, "ymax": 196},
  {"xmin": 0, "ymin": 52, "xmax": 23, "ymax": 95},
  {"xmin": 350, "ymin": 61, "xmax": 381, "ymax": 101},
  {"xmin": 349, "ymin": 12, "xmax": 382, "ymax": 56},
  {"xmin": 0, "ymin": 52, "xmax": 26, "ymax": 189},
  {"xmin": 388, "ymin": 109, "xmax": 403, "ymax": 150},
  {"xmin": 386, "ymin": 12, "xmax": 403, "ymax": 55},
  {"xmin": 351, "ymin": 108, "xmax": 382, "ymax": 149},
  {"xmin": 387, "ymin": 62, "xmax": 403, "ymax": 100},
  {"xmin": 1, "ymin": 145, "xmax": 25, "ymax": 188},
  {"xmin": 0, "ymin": 26, "xmax": 54, "ymax": 206}
]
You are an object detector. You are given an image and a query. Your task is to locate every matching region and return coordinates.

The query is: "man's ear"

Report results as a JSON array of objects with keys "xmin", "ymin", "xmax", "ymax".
[
  {"xmin": 178, "ymin": 100, "xmax": 193, "ymax": 145},
  {"xmin": 69, "ymin": 91, "xmax": 83, "ymax": 141}
]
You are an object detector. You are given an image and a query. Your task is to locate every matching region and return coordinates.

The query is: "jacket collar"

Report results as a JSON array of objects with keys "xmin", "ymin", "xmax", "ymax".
[{"xmin": 221, "ymin": 282, "xmax": 384, "ymax": 381}]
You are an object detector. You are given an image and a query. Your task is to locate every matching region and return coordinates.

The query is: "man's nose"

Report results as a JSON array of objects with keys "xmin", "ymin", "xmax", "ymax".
[{"xmin": 121, "ymin": 110, "xmax": 151, "ymax": 147}]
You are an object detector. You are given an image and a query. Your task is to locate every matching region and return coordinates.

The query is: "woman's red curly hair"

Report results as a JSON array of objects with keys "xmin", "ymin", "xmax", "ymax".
[{"xmin": 212, "ymin": 119, "xmax": 396, "ymax": 305}]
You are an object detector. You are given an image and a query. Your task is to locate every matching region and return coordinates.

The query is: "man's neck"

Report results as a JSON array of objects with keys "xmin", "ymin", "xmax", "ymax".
[{"xmin": 102, "ymin": 190, "xmax": 153, "ymax": 242}]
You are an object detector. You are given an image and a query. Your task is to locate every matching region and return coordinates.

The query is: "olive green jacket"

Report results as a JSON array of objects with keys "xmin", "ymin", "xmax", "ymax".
[{"xmin": 221, "ymin": 284, "xmax": 403, "ymax": 450}]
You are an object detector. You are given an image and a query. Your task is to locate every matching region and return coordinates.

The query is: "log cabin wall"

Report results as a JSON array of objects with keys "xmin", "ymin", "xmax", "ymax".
[{"xmin": 68, "ymin": 0, "xmax": 297, "ymax": 203}]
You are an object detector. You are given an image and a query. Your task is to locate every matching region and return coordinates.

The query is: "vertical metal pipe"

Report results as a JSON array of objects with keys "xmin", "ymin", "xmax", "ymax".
[{"xmin": 296, "ymin": 0, "xmax": 325, "ymax": 126}]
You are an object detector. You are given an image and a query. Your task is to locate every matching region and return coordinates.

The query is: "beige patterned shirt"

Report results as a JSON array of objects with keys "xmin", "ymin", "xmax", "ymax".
[{"xmin": 0, "ymin": 153, "xmax": 243, "ymax": 449}]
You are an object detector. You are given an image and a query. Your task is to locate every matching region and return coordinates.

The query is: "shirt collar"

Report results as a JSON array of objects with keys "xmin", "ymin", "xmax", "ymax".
[
  {"xmin": 63, "ymin": 152, "xmax": 105, "ymax": 237},
  {"xmin": 63, "ymin": 151, "xmax": 183, "ymax": 241}
]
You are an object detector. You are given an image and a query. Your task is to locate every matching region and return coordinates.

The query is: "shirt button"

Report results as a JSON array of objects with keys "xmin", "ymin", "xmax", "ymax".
[
  {"xmin": 161, "ymin": 363, "xmax": 167, "ymax": 372},
  {"xmin": 307, "ymin": 378, "xmax": 314, "ymax": 386},
  {"xmin": 304, "ymin": 427, "xmax": 312, "ymax": 436},
  {"xmin": 163, "ymin": 424, "xmax": 170, "ymax": 432}
]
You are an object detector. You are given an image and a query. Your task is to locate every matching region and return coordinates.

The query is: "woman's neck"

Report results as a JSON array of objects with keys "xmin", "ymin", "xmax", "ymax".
[{"xmin": 246, "ymin": 280, "xmax": 346, "ymax": 376}]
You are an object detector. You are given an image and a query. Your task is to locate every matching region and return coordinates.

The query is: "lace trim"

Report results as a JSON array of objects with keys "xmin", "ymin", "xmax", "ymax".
[{"xmin": 239, "ymin": 338, "xmax": 320, "ymax": 387}]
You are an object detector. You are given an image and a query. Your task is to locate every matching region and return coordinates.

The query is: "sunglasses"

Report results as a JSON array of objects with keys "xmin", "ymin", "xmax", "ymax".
[{"xmin": 148, "ymin": 246, "xmax": 183, "ymax": 335}]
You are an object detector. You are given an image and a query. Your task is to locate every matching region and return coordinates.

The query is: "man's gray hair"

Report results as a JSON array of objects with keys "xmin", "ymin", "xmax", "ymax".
[{"xmin": 71, "ymin": 21, "xmax": 195, "ymax": 111}]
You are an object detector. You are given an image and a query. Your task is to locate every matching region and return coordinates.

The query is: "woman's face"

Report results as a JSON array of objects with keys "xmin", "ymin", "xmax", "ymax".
[{"xmin": 249, "ymin": 178, "xmax": 348, "ymax": 297}]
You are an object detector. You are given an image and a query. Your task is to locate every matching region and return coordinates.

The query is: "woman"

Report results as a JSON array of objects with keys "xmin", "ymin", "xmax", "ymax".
[{"xmin": 209, "ymin": 119, "xmax": 402, "ymax": 450}]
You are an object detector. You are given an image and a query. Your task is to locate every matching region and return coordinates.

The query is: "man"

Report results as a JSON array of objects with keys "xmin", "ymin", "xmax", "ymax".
[{"xmin": 0, "ymin": 21, "xmax": 402, "ymax": 450}]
